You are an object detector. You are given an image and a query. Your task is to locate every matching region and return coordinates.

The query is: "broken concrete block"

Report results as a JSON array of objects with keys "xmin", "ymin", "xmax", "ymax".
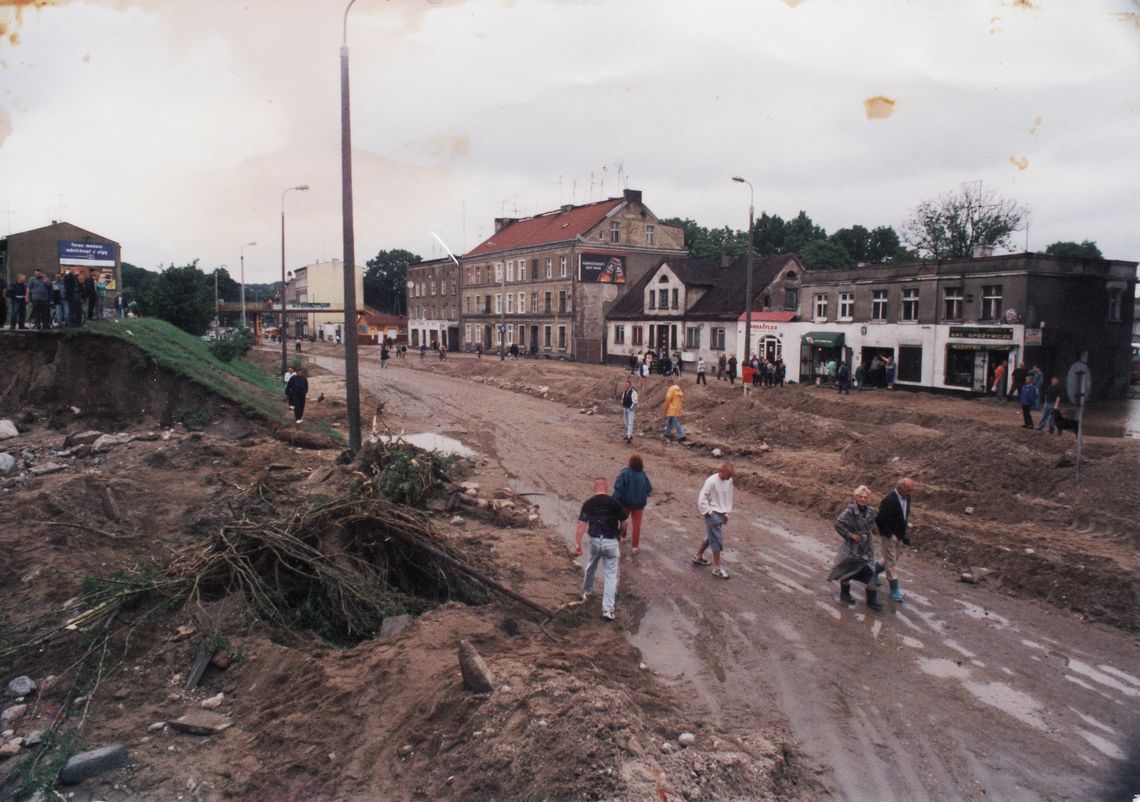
[
  {"xmin": 458, "ymin": 640, "xmax": 495, "ymax": 694},
  {"xmin": 58, "ymin": 744, "xmax": 129, "ymax": 784},
  {"xmin": 169, "ymin": 711, "xmax": 232, "ymax": 735}
]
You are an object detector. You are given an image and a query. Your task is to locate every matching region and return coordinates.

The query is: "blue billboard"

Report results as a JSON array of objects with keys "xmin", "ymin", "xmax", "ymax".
[{"xmin": 58, "ymin": 240, "xmax": 116, "ymax": 267}]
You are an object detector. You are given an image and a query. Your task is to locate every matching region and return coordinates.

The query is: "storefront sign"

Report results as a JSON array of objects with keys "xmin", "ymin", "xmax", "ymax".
[
  {"xmin": 1025, "ymin": 328, "xmax": 1043, "ymax": 346},
  {"xmin": 58, "ymin": 240, "xmax": 116, "ymax": 267},
  {"xmin": 948, "ymin": 326, "xmax": 1012, "ymax": 341},
  {"xmin": 578, "ymin": 253, "xmax": 626, "ymax": 284}
]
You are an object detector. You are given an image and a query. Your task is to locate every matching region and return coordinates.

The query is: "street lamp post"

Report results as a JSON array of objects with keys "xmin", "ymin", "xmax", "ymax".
[
  {"xmin": 732, "ymin": 176, "xmax": 755, "ymax": 384},
  {"xmin": 281, "ymin": 184, "xmax": 310, "ymax": 376},
  {"xmin": 340, "ymin": 0, "xmax": 362, "ymax": 453},
  {"xmin": 240, "ymin": 241, "xmax": 257, "ymax": 330}
]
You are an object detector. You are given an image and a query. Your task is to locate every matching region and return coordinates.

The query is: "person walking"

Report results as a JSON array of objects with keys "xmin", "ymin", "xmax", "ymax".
[
  {"xmin": 620, "ymin": 377, "xmax": 638, "ymax": 443},
  {"xmin": 875, "ymin": 477, "xmax": 915, "ymax": 603},
  {"xmin": 380, "ymin": 343, "xmax": 390, "ymax": 368},
  {"xmin": 827, "ymin": 485, "xmax": 882, "ymax": 610},
  {"xmin": 836, "ymin": 361, "xmax": 851, "ymax": 395},
  {"xmin": 27, "ymin": 270, "xmax": 53, "ymax": 330},
  {"xmin": 662, "ymin": 378, "xmax": 686, "ymax": 442},
  {"xmin": 573, "ymin": 477, "xmax": 629, "ymax": 621},
  {"xmin": 1029, "ymin": 365, "xmax": 1045, "ymax": 410},
  {"xmin": 854, "ymin": 362, "xmax": 866, "ymax": 392},
  {"xmin": 716, "ymin": 353, "xmax": 726, "ymax": 381},
  {"xmin": 991, "ymin": 362, "xmax": 1007, "ymax": 402},
  {"xmin": 692, "ymin": 462, "xmax": 734, "ymax": 579},
  {"xmin": 1009, "ymin": 362, "xmax": 1027, "ymax": 402},
  {"xmin": 286, "ymin": 367, "xmax": 309, "ymax": 424},
  {"xmin": 1018, "ymin": 375, "xmax": 1037, "ymax": 428},
  {"xmin": 613, "ymin": 453, "xmax": 652, "ymax": 555},
  {"xmin": 1037, "ymin": 377, "xmax": 1063, "ymax": 434},
  {"xmin": 695, "ymin": 355, "xmax": 707, "ymax": 385},
  {"xmin": 726, "ymin": 355, "xmax": 737, "ymax": 384}
]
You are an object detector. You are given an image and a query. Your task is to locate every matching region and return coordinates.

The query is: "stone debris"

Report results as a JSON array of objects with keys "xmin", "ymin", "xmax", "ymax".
[
  {"xmin": 93, "ymin": 433, "xmax": 135, "ymax": 452},
  {"xmin": 1, "ymin": 704, "xmax": 27, "ymax": 727},
  {"xmin": 28, "ymin": 462, "xmax": 66, "ymax": 477},
  {"xmin": 58, "ymin": 744, "xmax": 130, "ymax": 784},
  {"xmin": 6, "ymin": 676, "xmax": 36, "ymax": 697},
  {"xmin": 0, "ymin": 420, "xmax": 18, "ymax": 441},
  {"xmin": 0, "ymin": 453, "xmax": 16, "ymax": 475},
  {"xmin": 379, "ymin": 614, "xmax": 413, "ymax": 640},
  {"xmin": 678, "ymin": 732, "xmax": 696, "ymax": 746},
  {"xmin": 169, "ymin": 711, "xmax": 232, "ymax": 736},
  {"xmin": 63, "ymin": 430, "xmax": 103, "ymax": 448},
  {"xmin": 0, "ymin": 741, "xmax": 21, "ymax": 758},
  {"xmin": 450, "ymin": 515, "xmax": 465, "ymax": 526},
  {"xmin": 458, "ymin": 639, "xmax": 495, "ymax": 694},
  {"xmin": 199, "ymin": 692, "xmax": 225, "ymax": 710}
]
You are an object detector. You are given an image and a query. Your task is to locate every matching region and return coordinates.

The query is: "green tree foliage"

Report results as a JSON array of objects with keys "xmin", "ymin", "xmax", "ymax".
[
  {"xmin": 799, "ymin": 239, "xmax": 854, "ymax": 268},
  {"xmin": 146, "ymin": 262, "xmax": 215, "ymax": 335},
  {"xmin": 212, "ymin": 266, "xmax": 242, "ymax": 302},
  {"xmin": 661, "ymin": 218, "xmax": 746, "ymax": 260},
  {"xmin": 829, "ymin": 225, "xmax": 870, "ymax": 264},
  {"xmin": 752, "ymin": 213, "xmax": 787, "ymax": 255},
  {"xmin": 364, "ymin": 249, "xmax": 422, "ymax": 314},
  {"xmin": 1045, "ymin": 240, "xmax": 1103, "ymax": 259},
  {"xmin": 902, "ymin": 184, "xmax": 1027, "ymax": 259},
  {"xmin": 120, "ymin": 262, "xmax": 157, "ymax": 307},
  {"xmin": 209, "ymin": 328, "xmax": 255, "ymax": 362},
  {"xmin": 782, "ymin": 211, "xmax": 826, "ymax": 254}
]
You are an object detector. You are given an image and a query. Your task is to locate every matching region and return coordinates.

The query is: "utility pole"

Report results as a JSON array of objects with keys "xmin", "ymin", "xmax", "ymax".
[{"xmin": 340, "ymin": 0, "xmax": 362, "ymax": 453}]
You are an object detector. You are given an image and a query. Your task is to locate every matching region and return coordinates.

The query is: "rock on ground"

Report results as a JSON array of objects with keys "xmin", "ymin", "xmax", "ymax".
[
  {"xmin": 58, "ymin": 744, "xmax": 130, "ymax": 784},
  {"xmin": 458, "ymin": 639, "xmax": 495, "ymax": 693},
  {"xmin": 6, "ymin": 676, "xmax": 35, "ymax": 697}
]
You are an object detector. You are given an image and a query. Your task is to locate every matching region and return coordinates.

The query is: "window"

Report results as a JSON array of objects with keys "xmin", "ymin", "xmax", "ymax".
[
  {"xmin": 898, "ymin": 345, "xmax": 922, "ymax": 383},
  {"xmin": 518, "ymin": 261, "xmax": 526, "ymax": 282},
  {"xmin": 901, "ymin": 288, "xmax": 919, "ymax": 321},
  {"xmin": 506, "ymin": 261, "xmax": 515, "ymax": 282},
  {"xmin": 430, "ymin": 280, "xmax": 436, "ymax": 296},
  {"xmin": 872, "ymin": 290, "xmax": 889, "ymax": 321},
  {"xmin": 543, "ymin": 326, "xmax": 552, "ymax": 348},
  {"xmin": 544, "ymin": 292, "xmax": 551, "ymax": 313},
  {"xmin": 545, "ymin": 258, "xmax": 552, "ymax": 279},
  {"xmin": 558, "ymin": 325, "xmax": 567, "ymax": 349},
  {"xmin": 981, "ymin": 285, "xmax": 1002, "ymax": 320},
  {"xmin": 814, "ymin": 293, "xmax": 829, "ymax": 320},
  {"xmin": 658, "ymin": 289, "xmax": 669, "ymax": 309},
  {"xmin": 943, "ymin": 288, "xmax": 963, "ymax": 320},
  {"xmin": 711, "ymin": 327, "xmax": 726, "ymax": 350},
  {"xmin": 671, "ymin": 288, "xmax": 679, "ymax": 309},
  {"xmin": 838, "ymin": 292, "xmax": 854, "ymax": 319},
  {"xmin": 613, "ymin": 325, "xmax": 626, "ymax": 345},
  {"xmin": 506, "ymin": 294, "xmax": 514, "ymax": 314},
  {"xmin": 610, "ymin": 221, "xmax": 620, "ymax": 243},
  {"xmin": 484, "ymin": 295, "xmax": 491, "ymax": 314},
  {"xmin": 475, "ymin": 267, "xmax": 482, "ymax": 285},
  {"xmin": 465, "ymin": 296, "xmax": 471, "ymax": 313},
  {"xmin": 558, "ymin": 291, "xmax": 568, "ymax": 314},
  {"xmin": 517, "ymin": 324, "xmax": 525, "ymax": 346},
  {"xmin": 495, "ymin": 262, "xmax": 503, "ymax": 282},
  {"xmin": 784, "ymin": 288, "xmax": 799, "ymax": 310},
  {"xmin": 646, "ymin": 225, "xmax": 655, "ymax": 246},
  {"xmin": 530, "ymin": 292, "xmax": 537, "ymax": 313},
  {"xmin": 517, "ymin": 291, "xmax": 525, "ymax": 313},
  {"xmin": 559, "ymin": 256, "xmax": 567, "ymax": 278},
  {"xmin": 1108, "ymin": 287, "xmax": 1123, "ymax": 321},
  {"xmin": 648, "ymin": 291, "xmax": 656, "ymax": 310},
  {"xmin": 631, "ymin": 326, "xmax": 643, "ymax": 346},
  {"xmin": 685, "ymin": 326, "xmax": 700, "ymax": 348},
  {"xmin": 464, "ymin": 324, "xmax": 471, "ymax": 344},
  {"xmin": 451, "ymin": 279, "xmax": 457, "ymax": 296}
]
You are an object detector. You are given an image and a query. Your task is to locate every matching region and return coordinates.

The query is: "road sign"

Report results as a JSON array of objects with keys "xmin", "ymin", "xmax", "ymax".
[{"xmin": 1066, "ymin": 361, "xmax": 1090, "ymax": 403}]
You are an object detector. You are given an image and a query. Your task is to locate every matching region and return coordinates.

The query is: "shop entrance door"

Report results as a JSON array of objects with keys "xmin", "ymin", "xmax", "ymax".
[{"xmin": 973, "ymin": 351, "xmax": 989, "ymax": 392}]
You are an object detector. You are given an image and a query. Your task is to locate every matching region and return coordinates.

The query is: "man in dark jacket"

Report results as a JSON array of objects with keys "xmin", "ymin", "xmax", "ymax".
[
  {"xmin": 27, "ymin": 270, "xmax": 53, "ymax": 330},
  {"xmin": 63, "ymin": 270, "xmax": 81, "ymax": 326},
  {"xmin": 875, "ymin": 477, "xmax": 915, "ymax": 603},
  {"xmin": 573, "ymin": 477, "xmax": 629, "ymax": 621},
  {"xmin": 81, "ymin": 273, "xmax": 97, "ymax": 322},
  {"xmin": 285, "ymin": 367, "xmax": 309, "ymax": 424}
]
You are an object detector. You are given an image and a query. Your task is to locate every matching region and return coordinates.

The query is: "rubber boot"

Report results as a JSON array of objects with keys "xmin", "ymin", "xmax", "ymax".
[
  {"xmin": 873, "ymin": 562, "xmax": 884, "ymax": 587},
  {"xmin": 889, "ymin": 578, "xmax": 903, "ymax": 603},
  {"xmin": 839, "ymin": 583, "xmax": 856, "ymax": 605},
  {"xmin": 866, "ymin": 588, "xmax": 884, "ymax": 611}
]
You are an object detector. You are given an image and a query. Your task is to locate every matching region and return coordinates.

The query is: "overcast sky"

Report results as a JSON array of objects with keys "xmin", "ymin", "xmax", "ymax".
[{"xmin": 1, "ymin": 0, "xmax": 1137, "ymax": 283}]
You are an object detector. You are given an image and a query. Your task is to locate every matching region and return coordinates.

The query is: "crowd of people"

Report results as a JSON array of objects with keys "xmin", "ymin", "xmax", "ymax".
[
  {"xmin": 3, "ymin": 269, "xmax": 122, "ymax": 330},
  {"xmin": 991, "ymin": 361, "xmax": 1070, "ymax": 435}
]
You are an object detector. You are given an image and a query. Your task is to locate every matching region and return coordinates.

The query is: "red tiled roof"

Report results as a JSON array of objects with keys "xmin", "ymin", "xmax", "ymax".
[
  {"xmin": 737, "ymin": 310, "xmax": 796, "ymax": 322},
  {"xmin": 464, "ymin": 198, "xmax": 626, "ymax": 257}
]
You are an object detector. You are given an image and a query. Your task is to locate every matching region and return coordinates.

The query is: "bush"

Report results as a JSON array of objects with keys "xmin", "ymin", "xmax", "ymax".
[{"xmin": 209, "ymin": 328, "xmax": 255, "ymax": 362}]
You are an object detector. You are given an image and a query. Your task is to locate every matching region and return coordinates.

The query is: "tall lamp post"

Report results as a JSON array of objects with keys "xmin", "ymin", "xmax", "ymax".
[
  {"xmin": 340, "ymin": 0, "xmax": 362, "ymax": 453},
  {"xmin": 240, "ymin": 241, "xmax": 256, "ymax": 330},
  {"xmin": 281, "ymin": 184, "xmax": 310, "ymax": 375},
  {"xmin": 732, "ymin": 176, "xmax": 755, "ymax": 383}
]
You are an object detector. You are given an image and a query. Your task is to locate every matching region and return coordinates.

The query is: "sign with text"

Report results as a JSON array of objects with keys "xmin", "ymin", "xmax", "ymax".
[
  {"xmin": 58, "ymin": 240, "xmax": 116, "ymax": 267},
  {"xmin": 578, "ymin": 253, "xmax": 626, "ymax": 284},
  {"xmin": 948, "ymin": 326, "xmax": 1013, "ymax": 341}
]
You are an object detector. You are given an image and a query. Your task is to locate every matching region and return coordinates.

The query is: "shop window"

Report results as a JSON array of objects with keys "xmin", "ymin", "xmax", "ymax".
[
  {"xmin": 872, "ymin": 290, "xmax": 889, "ymax": 321},
  {"xmin": 901, "ymin": 288, "xmax": 919, "ymax": 321},
  {"xmin": 898, "ymin": 345, "xmax": 922, "ymax": 382}
]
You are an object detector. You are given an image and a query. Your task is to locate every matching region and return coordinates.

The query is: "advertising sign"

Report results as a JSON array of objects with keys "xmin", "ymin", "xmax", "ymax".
[
  {"xmin": 578, "ymin": 253, "xmax": 626, "ymax": 284},
  {"xmin": 948, "ymin": 326, "xmax": 1013, "ymax": 341},
  {"xmin": 1025, "ymin": 328, "xmax": 1043, "ymax": 345},
  {"xmin": 58, "ymin": 240, "xmax": 116, "ymax": 267}
]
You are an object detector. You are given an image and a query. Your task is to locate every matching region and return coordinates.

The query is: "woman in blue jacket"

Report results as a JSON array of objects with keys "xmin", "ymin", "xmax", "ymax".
[{"xmin": 613, "ymin": 453, "xmax": 653, "ymax": 555}]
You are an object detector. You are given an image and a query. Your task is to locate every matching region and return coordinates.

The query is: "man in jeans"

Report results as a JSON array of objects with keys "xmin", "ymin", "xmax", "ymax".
[
  {"xmin": 574, "ymin": 477, "xmax": 628, "ymax": 621},
  {"xmin": 693, "ymin": 462, "xmax": 735, "ymax": 579},
  {"xmin": 1037, "ymin": 377, "xmax": 1063, "ymax": 434},
  {"xmin": 620, "ymin": 377, "xmax": 638, "ymax": 444}
]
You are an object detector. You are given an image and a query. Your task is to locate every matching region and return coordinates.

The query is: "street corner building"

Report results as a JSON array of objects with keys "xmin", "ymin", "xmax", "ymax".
[{"xmin": 1, "ymin": 220, "xmax": 123, "ymax": 310}]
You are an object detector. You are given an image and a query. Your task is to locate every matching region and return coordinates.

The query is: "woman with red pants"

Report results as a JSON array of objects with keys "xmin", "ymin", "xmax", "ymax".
[{"xmin": 612, "ymin": 453, "xmax": 653, "ymax": 555}]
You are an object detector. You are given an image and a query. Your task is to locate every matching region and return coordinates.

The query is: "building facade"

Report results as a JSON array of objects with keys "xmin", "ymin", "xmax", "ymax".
[
  {"xmin": 406, "ymin": 256, "xmax": 459, "ymax": 350},
  {"xmin": 284, "ymin": 259, "xmax": 365, "ymax": 340},
  {"xmin": 785, "ymin": 253, "xmax": 1137, "ymax": 399},
  {"xmin": 1, "ymin": 221, "xmax": 122, "ymax": 312},
  {"xmin": 458, "ymin": 190, "xmax": 686, "ymax": 360}
]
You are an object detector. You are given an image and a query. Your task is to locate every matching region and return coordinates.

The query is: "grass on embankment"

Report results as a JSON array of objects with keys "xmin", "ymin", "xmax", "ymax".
[{"xmin": 80, "ymin": 318, "xmax": 287, "ymax": 422}]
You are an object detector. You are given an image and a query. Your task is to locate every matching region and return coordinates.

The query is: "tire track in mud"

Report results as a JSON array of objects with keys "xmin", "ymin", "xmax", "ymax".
[{"xmin": 326, "ymin": 356, "xmax": 1140, "ymax": 801}]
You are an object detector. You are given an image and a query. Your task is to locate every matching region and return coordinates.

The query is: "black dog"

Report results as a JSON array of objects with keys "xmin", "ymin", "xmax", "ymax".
[{"xmin": 1053, "ymin": 409, "xmax": 1080, "ymax": 435}]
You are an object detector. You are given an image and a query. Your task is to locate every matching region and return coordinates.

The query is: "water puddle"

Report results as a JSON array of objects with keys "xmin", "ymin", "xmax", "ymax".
[
  {"xmin": 383, "ymin": 432, "xmax": 476, "ymax": 457},
  {"xmin": 944, "ymin": 639, "xmax": 977, "ymax": 659},
  {"xmin": 1067, "ymin": 659, "xmax": 1139, "ymax": 698},
  {"xmin": 1069, "ymin": 708, "xmax": 1117, "ymax": 735},
  {"xmin": 956, "ymin": 600, "xmax": 1010, "ymax": 627},
  {"xmin": 918, "ymin": 657, "xmax": 971, "ymax": 680},
  {"xmin": 962, "ymin": 681, "xmax": 1048, "ymax": 731},
  {"xmin": 1074, "ymin": 727, "xmax": 1125, "ymax": 759},
  {"xmin": 901, "ymin": 636, "xmax": 924, "ymax": 649}
]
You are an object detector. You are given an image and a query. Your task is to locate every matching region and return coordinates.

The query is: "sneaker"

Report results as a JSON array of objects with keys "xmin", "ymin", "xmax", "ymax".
[
  {"xmin": 296, "ymin": 418, "xmax": 303, "ymax": 424},
  {"xmin": 631, "ymin": 547, "xmax": 638, "ymax": 555},
  {"xmin": 691, "ymin": 556, "xmax": 711, "ymax": 566},
  {"xmin": 677, "ymin": 437, "xmax": 687, "ymax": 443},
  {"xmin": 712, "ymin": 567, "xmax": 729, "ymax": 579},
  {"xmin": 601, "ymin": 610, "xmax": 615, "ymax": 621}
]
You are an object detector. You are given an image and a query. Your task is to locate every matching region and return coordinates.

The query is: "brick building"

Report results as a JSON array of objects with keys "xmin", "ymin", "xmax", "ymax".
[
  {"xmin": 406, "ymin": 256, "xmax": 459, "ymax": 350},
  {"xmin": 1, "ymin": 221, "xmax": 122, "ymax": 301},
  {"xmin": 458, "ymin": 190, "xmax": 685, "ymax": 360}
]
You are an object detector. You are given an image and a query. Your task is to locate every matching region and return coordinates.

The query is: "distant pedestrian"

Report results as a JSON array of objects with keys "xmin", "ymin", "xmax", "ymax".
[
  {"xmin": 696, "ymin": 355, "xmax": 707, "ymax": 385},
  {"xmin": 475, "ymin": 342, "xmax": 482, "ymax": 359},
  {"xmin": 286, "ymin": 367, "xmax": 309, "ymax": 424},
  {"xmin": 628, "ymin": 353, "xmax": 638, "ymax": 374},
  {"xmin": 1037, "ymin": 377, "xmax": 1062, "ymax": 434},
  {"xmin": 419, "ymin": 343, "xmax": 427, "ymax": 360},
  {"xmin": 613, "ymin": 453, "xmax": 652, "ymax": 555},
  {"xmin": 854, "ymin": 362, "xmax": 866, "ymax": 392},
  {"xmin": 1018, "ymin": 376, "xmax": 1037, "ymax": 428},
  {"xmin": 827, "ymin": 485, "xmax": 882, "ymax": 610},
  {"xmin": 63, "ymin": 270, "xmax": 81, "ymax": 326},
  {"xmin": 1029, "ymin": 365, "xmax": 1045, "ymax": 410},
  {"xmin": 875, "ymin": 477, "xmax": 915, "ymax": 603},
  {"xmin": 574, "ymin": 477, "xmax": 629, "ymax": 621},
  {"xmin": 6, "ymin": 273, "xmax": 27, "ymax": 330},
  {"xmin": 94, "ymin": 274, "xmax": 108, "ymax": 319},
  {"xmin": 27, "ymin": 270, "xmax": 52, "ymax": 330},
  {"xmin": 884, "ymin": 356, "xmax": 896, "ymax": 390},
  {"xmin": 726, "ymin": 355, "xmax": 737, "ymax": 384},
  {"xmin": 991, "ymin": 362, "xmax": 1007, "ymax": 402},
  {"xmin": 1009, "ymin": 362, "xmax": 1027, "ymax": 402},
  {"xmin": 295, "ymin": 336, "xmax": 302, "ymax": 353},
  {"xmin": 81, "ymin": 272, "xmax": 97, "ymax": 322},
  {"xmin": 115, "ymin": 293, "xmax": 128, "ymax": 320},
  {"xmin": 692, "ymin": 462, "xmax": 734, "ymax": 579},
  {"xmin": 380, "ymin": 343, "xmax": 390, "ymax": 368},
  {"xmin": 662, "ymin": 378, "xmax": 686, "ymax": 442},
  {"xmin": 836, "ymin": 361, "xmax": 851, "ymax": 395},
  {"xmin": 716, "ymin": 353, "xmax": 726, "ymax": 381},
  {"xmin": 620, "ymin": 377, "xmax": 638, "ymax": 443}
]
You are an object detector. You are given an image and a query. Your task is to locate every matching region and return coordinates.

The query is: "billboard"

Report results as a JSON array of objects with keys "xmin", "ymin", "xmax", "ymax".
[
  {"xmin": 58, "ymin": 240, "xmax": 116, "ymax": 267},
  {"xmin": 579, "ymin": 253, "xmax": 626, "ymax": 284}
]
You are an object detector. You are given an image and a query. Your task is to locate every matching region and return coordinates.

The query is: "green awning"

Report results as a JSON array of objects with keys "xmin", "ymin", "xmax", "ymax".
[{"xmin": 801, "ymin": 331, "xmax": 845, "ymax": 348}]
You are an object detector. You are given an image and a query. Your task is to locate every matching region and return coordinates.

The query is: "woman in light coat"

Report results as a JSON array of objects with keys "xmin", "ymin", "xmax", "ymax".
[{"xmin": 826, "ymin": 485, "xmax": 883, "ymax": 610}]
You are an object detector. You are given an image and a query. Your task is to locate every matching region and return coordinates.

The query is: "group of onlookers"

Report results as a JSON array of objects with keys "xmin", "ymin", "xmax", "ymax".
[
  {"xmin": 3, "ymin": 269, "xmax": 122, "ymax": 330},
  {"xmin": 991, "ymin": 361, "xmax": 1066, "ymax": 434}
]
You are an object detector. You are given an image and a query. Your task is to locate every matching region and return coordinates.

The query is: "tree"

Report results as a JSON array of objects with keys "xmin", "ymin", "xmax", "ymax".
[
  {"xmin": 364, "ymin": 249, "xmax": 422, "ymax": 314},
  {"xmin": 120, "ymin": 262, "xmax": 157, "ymax": 307},
  {"xmin": 799, "ymin": 239, "xmax": 853, "ymax": 268},
  {"xmin": 1045, "ymin": 240, "xmax": 1103, "ymax": 259},
  {"xmin": 147, "ymin": 262, "xmax": 215, "ymax": 335},
  {"xmin": 829, "ymin": 225, "xmax": 870, "ymax": 264},
  {"xmin": 211, "ymin": 266, "xmax": 241, "ymax": 302},
  {"xmin": 866, "ymin": 226, "xmax": 914, "ymax": 263},
  {"xmin": 902, "ymin": 184, "xmax": 1027, "ymax": 259},
  {"xmin": 661, "ymin": 218, "xmax": 746, "ymax": 260},
  {"xmin": 752, "ymin": 213, "xmax": 787, "ymax": 256},
  {"xmin": 782, "ymin": 211, "xmax": 827, "ymax": 254}
]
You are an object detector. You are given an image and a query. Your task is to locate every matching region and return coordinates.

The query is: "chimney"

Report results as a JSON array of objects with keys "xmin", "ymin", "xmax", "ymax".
[
  {"xmin": 972, "ymin": 244, "xmax": 994, "ymax": 258},
  {"xmin": 494, "ymin": 217, "xmax": 516, "ymax": 233},
  {"xmin": 623, "ymin": 189, "xmax": 642, "ymax": 204}
]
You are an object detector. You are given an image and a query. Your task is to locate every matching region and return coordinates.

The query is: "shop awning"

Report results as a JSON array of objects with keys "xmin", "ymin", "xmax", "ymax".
[{"xmin": 801, "ymin": 331, "xmax": 845, "ymax": 348}]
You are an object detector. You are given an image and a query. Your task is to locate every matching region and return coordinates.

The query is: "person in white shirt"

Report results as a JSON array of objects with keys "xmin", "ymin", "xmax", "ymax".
[{"xmin": 692, "ymin": 462, "xmax": 735, "ymax": 579}]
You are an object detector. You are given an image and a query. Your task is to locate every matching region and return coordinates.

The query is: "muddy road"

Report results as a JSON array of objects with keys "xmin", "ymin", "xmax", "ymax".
[{"xmin": 319, "ymin": 353, "xmax": 1138, "ymax": 801}]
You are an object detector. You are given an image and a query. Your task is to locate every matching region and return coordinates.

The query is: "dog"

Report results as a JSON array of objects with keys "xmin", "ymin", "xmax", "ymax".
[{"xmin": 1053, "ymin": 408, "xmax": 1080, "ymax": 435}]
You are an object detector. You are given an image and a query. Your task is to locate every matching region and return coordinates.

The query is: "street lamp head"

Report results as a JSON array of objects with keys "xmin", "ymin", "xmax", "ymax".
[
  {"xmin": 295, "ymin": 185, "xmax": 310, "ymax": 192},
  {"xmin": 732, "ymin": 176, "xmax": 745, "ymax": 183},
  {"xmin": 244, "ymin": 241, "xmax": 257, "ymax": 247}
]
